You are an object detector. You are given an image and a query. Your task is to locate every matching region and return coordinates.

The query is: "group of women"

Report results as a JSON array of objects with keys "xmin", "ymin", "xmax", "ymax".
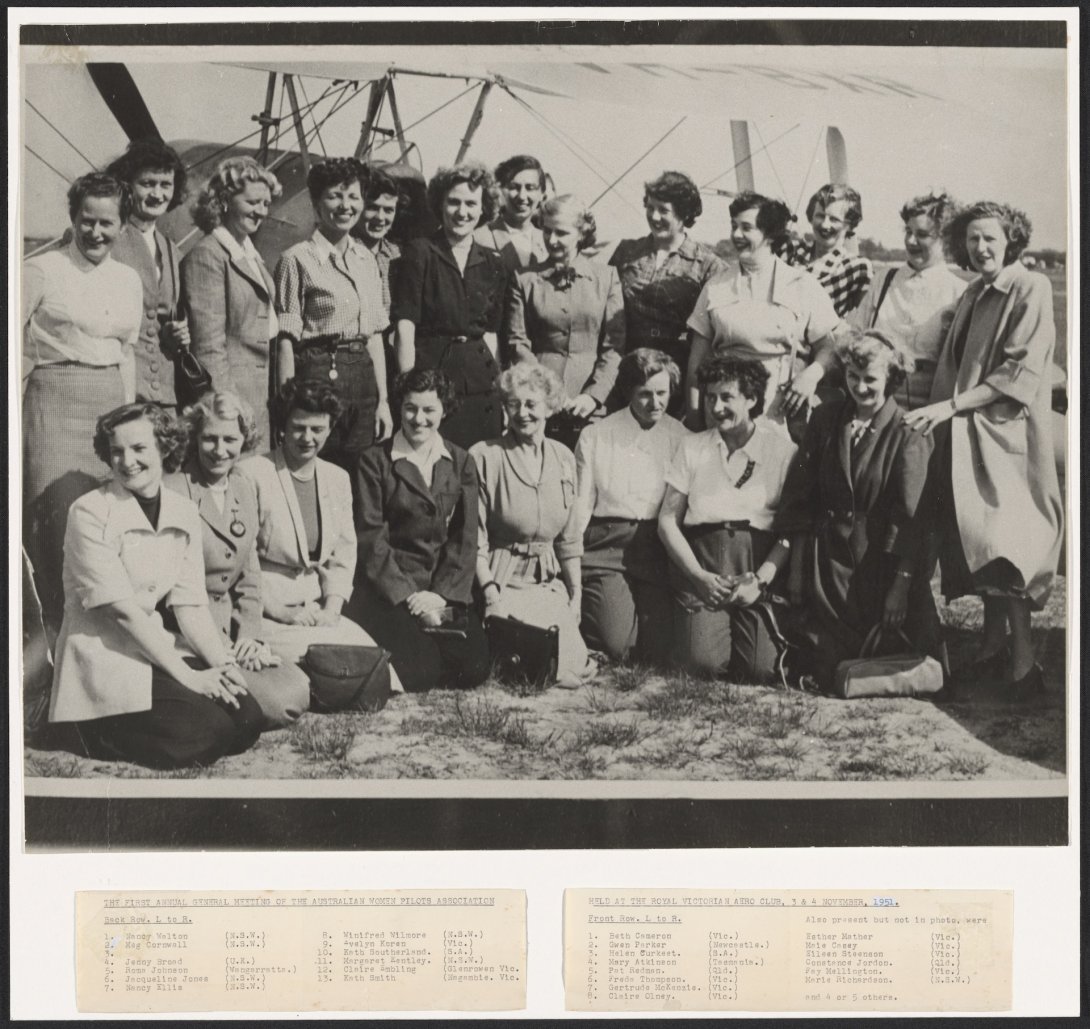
[{"xmin": 22, "ymin": 136, "xmax": 1063, "ymax": 768}]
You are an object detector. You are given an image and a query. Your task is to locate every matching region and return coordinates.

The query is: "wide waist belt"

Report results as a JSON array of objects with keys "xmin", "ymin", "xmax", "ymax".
[
  {"xmin": 296, "ymin": 334, "xmax": 368, "ymax": 354},
  {"xmin": 683, "ymin": 520, "xmax": 752, "ymax": 537},
  {"xmin": 589, "ymin": 516, "xmax": 657, "ymax": 527},
  {"xmin": 418, "ymin": 333, "xmax": 482, "ymax": 346}
]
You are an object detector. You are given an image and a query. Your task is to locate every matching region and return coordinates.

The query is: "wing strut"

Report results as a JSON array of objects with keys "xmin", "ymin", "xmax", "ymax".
[
  {"xmin": 283, "ymin": 75, "xmax": 312, "ymax": 177},
  {"xmin": 255, "ymin": 72, "xmax": 279, "ymax": 164},
  {"xmin": 455, "ymin": 81, "xmax": 494, "ymax": 163}
]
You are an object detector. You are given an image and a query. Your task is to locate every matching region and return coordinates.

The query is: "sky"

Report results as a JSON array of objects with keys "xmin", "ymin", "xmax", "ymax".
[{"xmin": 20, "ymin": 42, "xmax": 1070, "ymax": 251}]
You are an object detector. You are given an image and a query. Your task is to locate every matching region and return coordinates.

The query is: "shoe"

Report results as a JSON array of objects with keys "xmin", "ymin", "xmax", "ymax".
[
  {"xmin": 1004, "ymin": 664, "xmax": 1045, "ymax": 703},
  {"xmin": 954, "ymin": 642, "xmax": 1011, "ymax": 680}
]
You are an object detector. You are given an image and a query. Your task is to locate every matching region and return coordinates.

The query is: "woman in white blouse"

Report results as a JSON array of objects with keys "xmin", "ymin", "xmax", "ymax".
[
  {"xmin": 23, "ymin": 172, "xmax": 142, "ymax": 633},
  {"xmin": 574, "ymin": 348, "xmax": 688, "ymax": 664},
  {"xmin": 659, "ymin": 356, "xmax": 796, "ymax": 680}
]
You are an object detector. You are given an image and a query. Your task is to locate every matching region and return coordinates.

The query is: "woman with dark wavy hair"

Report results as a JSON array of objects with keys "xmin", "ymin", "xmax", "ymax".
[
  {"xmin": 392, "ymin": 160, "xmax": 508, "ymax": 448},
  {"xmin": 48, "ymin": 402, "xmax": 264, "ymax": 769},
  {"xmin": 504, "ymin": 194, "xmax": 625, "ymax": 449},
  {"xmin": 353, "ymin": 368, "xmax": 490, "ymax": 692},
  {"xmin": 23, "ymin": 171, "xmax": 143, "ymax": 633},
  {"xmin": 106, "ymin": 138, "xmax": 191, "ymax": 408},
  {"xmin": 609, "ymin": 170, "xmax": 726, "ymax": 391},
  {"xmin": 474, "ymin": 153, "xmax": 549, "ymax": 271},
  {"xmin": 906, "ymin": 200, "xmax": 1062, "ymax": 700}
]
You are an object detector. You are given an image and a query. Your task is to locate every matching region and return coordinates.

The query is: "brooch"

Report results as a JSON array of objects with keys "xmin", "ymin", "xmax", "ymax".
[{"xmin": 229, "ymin": 518, "xmax": 247, "ymax": 538}]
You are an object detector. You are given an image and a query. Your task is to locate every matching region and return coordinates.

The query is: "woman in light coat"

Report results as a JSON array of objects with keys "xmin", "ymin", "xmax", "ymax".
[
  {"xmin": 183, "ymin": 156, "xmax": 282, "ymax": 444},
  {"xmin": 906, "ymin": 200, "xmax": 1062, "ymax": 699}
]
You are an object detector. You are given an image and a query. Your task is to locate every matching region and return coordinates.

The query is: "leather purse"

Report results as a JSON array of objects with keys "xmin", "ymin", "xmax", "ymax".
[
  {"xmin": 833, "ymin": 626, "xmax": 944, "ymax": 700},
  {"xmin": 173, "ymin": 345, "xmax": 213, "ymax": 409},
  {"xmin": 304, "ymin": 644, "xmax": 392, "ymax": 713},
  {"xmin": 419, "ymin": 605, "xmax": 470, "ymax": 640},
  {"xmin": 485, "ymin": 615, "xmax": 559, "ymax": 690}
]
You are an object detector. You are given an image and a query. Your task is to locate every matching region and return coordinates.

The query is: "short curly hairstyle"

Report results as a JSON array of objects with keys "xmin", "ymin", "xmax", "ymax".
[
  {"xmin": 539, "ymin": 194, "xmax": 596, "ymax": 252},
  {"xmin": 391, "ymin": 367, "xmax": 459, "ymax": 419},
  {"xmin": 899, "ymin": 190, "xmax": 954, "ymax": 229},
  {"xmin": 644, "ymin": 170, "xmax": 703, "ymax": 229},
  {"xmin": 498, "ymin": 363, "xmax": 565, "ymax": 416},
  {"xmin": 192, "ymin": 156, "xmax": 283, "ymax": 233},
  {"xmin": 306, "ymin": 157, "xmax": 363, "ymax": 205},
  {"xmin": 179, "ymin": 390, "xmax": 262, "ymax": 465},
  {"xmin": 361, "ymin": 164, "xmax": 402, "ymax": 204},
  {"xmin": 494, "ymin": 154, "xmax": 547, "ymax": 191},
  {"xmin": 268, "ymin": 378, "xmax": 343, "ymax": 439},
  {"xmin": 806, "ymin": 183, "xmax": 864, "ymax": 235},
  {"xmin": 942, "ymin": 199, "xmax": 1033, "ymax": 271},
  {"xmin": 729, "ymin": 190, "xmax": 793, "ymax": 243},
  {"xmin": 698, "ymin": 356, "xmax": 771, "ymax": 418},
  {"xmin": 67, "ymin": 172, "xmax": 130, "ymax": 224},
  {"xmin": 615, "ymin": 348, "xmax": 681, "ymax": 403},
  {"xmin": 427, "ymin": 161, "xmax": 497, "ymax": 226},
  {"xmin": 93, "ymin": 402, "xmax": 188, "ymax": 473},
  {"xmin": 836, "ymin": 329, "xmax": 910, "ymax": 395},
  {"xmin": 106, "ymin": 138, "xmax": 188, "ymax": 212}
]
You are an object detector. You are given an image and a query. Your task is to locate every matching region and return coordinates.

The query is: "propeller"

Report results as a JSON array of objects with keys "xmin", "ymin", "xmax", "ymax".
[{"xmin": 86, "ymin": 63, "xmax": 160, "ymax": 142}]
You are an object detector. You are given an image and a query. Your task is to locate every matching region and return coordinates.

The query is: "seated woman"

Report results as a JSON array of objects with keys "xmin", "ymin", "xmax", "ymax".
[
  {"xmin": 471, "ymin": 364, "xmax": 597, "ymax": 688},
  {"xmin": 504, "ymin": 194, "xmax": 625, "ymax": 450},
  {"xmin": 48, "ymin": 402, "xmax": 264, "ymax": 769},
  {"xmin": 240, "ymin": 378, "xmax": 403, "ymax": 693},
  {"xmin": 574, "ymin": 348, "xmax": 688, "ymax": 664},
  {"xmin": 778, "ymin": 330, "xmax": 943, "ymax": 689},
  {"xmin": 166, "ymin": 391, "xmax": 311, "ymax": 728},
  {"xmin": 658, "ymin": 357, "xmax": 796, "ymax": 681},
  {"xmin": 353, "ymin": 369, "xmax": 490, "ymax": 692}
]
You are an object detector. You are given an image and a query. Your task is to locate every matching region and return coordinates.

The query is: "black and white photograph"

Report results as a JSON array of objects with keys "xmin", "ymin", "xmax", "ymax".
[{"xmin": 14, "ymin": 16, "xmax": 1074, "ymax": 851}]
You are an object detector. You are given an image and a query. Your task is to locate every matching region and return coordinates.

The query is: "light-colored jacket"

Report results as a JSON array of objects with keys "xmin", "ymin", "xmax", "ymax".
[
  {"xmin": 49, "ymin": 480, "xmax": 207, "ymax": 722},
  {"xmin": 929, "ymin": 260, "xmax": 1063, "ymax": 607},
  {"xmin": 239, "ymin": 450, "xmax": 357, "ymax": 608}
]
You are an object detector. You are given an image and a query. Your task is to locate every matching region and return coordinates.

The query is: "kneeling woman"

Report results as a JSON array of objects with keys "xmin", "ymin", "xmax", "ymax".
[
  {"xmin": 241, "ymin": 378, "xmax": 403, "ymax": 692},
  {"xmin": 658, "ymin": 357, "xmax": 796, "ymax": 680},
  {"xmin": 166, "ymin": 391, "xmax": 311, "ymax": 728},
  {"xmin": 49, "ymin": 403, "xmax": 263, "ymax": 769},
  {"xmin": 471, "ymin": 365, "xmax": 597, "ymax": 688},
  {"xmin": 354, "ymin": 369, "xmax": 490, "ymax": 692},
  {"xmin": 775, "ymin": 330, "xmax": 942, "ymax": 688}
]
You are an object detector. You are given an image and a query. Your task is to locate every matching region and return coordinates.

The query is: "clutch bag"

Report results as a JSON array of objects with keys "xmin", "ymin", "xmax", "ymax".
[{"xmin": 485, "ymin": 614, "xmax": 559, "ymax": 690}]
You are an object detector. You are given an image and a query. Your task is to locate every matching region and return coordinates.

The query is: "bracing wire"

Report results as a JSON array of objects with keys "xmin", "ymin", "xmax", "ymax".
[
  {"xmin": 700, "ymin": 123, "xmax": 800, "ymax": 190},
  {"xmin": 793, "ymin": 127, "xmax": 826, "ymax": 217},
  {"xmin": 25, "ymin": 99, "xmax": 97, "ymax": 169},
  {"xmin": 296, "ymin": 76, "xmax": 328, "ymax": 157},
  {"xmin": 589, "ymin": 117, "xmax": 688, "ymax": 209},
  {"xmin": 25, "ymin": 145, "xmax": 73, "ymax": 184},
  {"xmin": 502, "ymin": 90, "xmax": 615, "ymax": 178},
  {"xmin": 751, "ymin": 121, "xmax": 790, "ymax": 205},
  {"xmin": 371, "ymin": 82, "xmax": 479, "ymax": 152}
]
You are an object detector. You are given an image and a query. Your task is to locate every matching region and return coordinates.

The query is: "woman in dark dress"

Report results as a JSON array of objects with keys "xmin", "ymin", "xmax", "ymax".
[
  {"xmin": 391, "ymin": 161, "xmax": 508, "ymax": 450},
  {"xmin": 776, "ymin": 329, "xmax": 943, "ymax": 688},
  {"xmin": 353, "ymin": 368, "xmax": 489, "ymax": 692}
]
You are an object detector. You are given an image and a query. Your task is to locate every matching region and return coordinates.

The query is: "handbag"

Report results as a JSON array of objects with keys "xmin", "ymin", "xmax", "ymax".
[
  {"xmin": 419, "ymin": 605, "xmax": 470, "ymax": 640},
  {"xmin": 485, "ymin": 615, "xmax": 559, "ymax": 690},
  {"xmin": 173, "ymin": 344, "xmax": 213, "ymax": 409},
  {"xmin": 833, "ymin": 625, "xmax": 944, "ymax": 700},
  {"xmin": 304, "ymin": 644, "xmax": 392, "ymax": 713}
]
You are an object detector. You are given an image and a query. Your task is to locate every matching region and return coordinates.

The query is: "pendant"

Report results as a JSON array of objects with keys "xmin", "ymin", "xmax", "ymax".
[
  {"xmin": 229, "ymin": 518, "xmax": 247, "ymax": 538},
  {"xmin": 329, "ymin": 367, "xmax": 339, "ymax": 381}
]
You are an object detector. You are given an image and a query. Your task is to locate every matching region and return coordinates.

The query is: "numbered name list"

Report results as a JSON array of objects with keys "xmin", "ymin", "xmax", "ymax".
[{"xmin": 564, "ymin": 889, "xmax": 1010, "ymax": 1012}]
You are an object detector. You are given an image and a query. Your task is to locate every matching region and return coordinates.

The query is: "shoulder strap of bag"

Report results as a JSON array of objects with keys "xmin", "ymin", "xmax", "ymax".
[{"xmin": 869, "ymin": 267, "xmax": 899, "ymax": 328}]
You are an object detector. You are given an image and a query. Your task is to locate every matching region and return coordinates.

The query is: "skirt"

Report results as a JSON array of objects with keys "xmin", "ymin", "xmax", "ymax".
[{"xmin": 23, "ymin": 364, "xmax": 124, "ymax": 632}]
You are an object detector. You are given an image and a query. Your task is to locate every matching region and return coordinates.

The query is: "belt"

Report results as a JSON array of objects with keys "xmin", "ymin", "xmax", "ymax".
[
  {"xmin": 418, "ymin": 333, "xmax": 481, "ymax": 346},
  {"xmin": 683, "ymin": 520, "xmax": 752, "ymax": 538},
  {"xmin": 296, "ymin": 334, "xmax": 368, "ymax": 354},
  {"xmin": 589, "ymin": 516, "xmax": 655, "ymax": 527},
  {"xmin": 499, "ymin": 540, "xmax": 554, "ymax": 557}
]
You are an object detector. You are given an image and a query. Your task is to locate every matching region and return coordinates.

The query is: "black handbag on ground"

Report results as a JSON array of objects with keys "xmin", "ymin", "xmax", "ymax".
[
  {"xmin": 304, "ymin": 644, "xmax": 392, "ymax": 713},
  {"xmin": 485, "ymin": 615, "xmax": 559, "ymax": 690}
]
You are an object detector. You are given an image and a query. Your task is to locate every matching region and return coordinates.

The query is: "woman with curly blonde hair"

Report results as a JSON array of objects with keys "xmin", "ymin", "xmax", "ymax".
[
  {"xmin": 165, "ymin": 391, "xmax": 310, "ymax": 729},
  {"xmin": 906, "ymin": 200, "xmax": 1062, "ymax": 700},
  {"xmin": 48, "ymin": 401, "xmax": 265, "ymax": 768},
  {"xmin": 183, "ymin": 156, "xmax": 283, "ymax": 444},
  {"xmin": 392, "ymin": 160, "xmax": 508, "ymax": 448}
]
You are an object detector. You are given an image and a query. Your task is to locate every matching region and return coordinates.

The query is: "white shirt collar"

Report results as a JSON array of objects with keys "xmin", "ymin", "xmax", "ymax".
[
  {"xmin": 713, "ymin": 423, "xmax": 769, "ymax": 464},
  {"xmin": 390, "ymin": 430, "xmax": 452, "ymax": 467},
  {"xmin": 66, "ymin": 239, "xmax": 110, "ymax": 273},
  {"xmin": 310, "ymin": 227, "xmax": 364, "ymax": 260}
]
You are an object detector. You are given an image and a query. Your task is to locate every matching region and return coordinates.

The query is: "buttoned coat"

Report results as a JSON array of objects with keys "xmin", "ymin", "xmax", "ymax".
[
  {"xmin": 240, "ymin": 450, "xmax": 357, "ymax": 608},
  {"xmin": 49, "ymin": 479, "xmax": 208, "ymax": 722},
  {"xmin": 355, "ymin": 438, "xmax": 479, "ymax": 607},
  {"xmin": 164, "ymin": 463, "xmax": 263, "ymax": 642},
  {"xmin": 505, "ymin": 256, "xmax": 625, "ymax": 407},
  {"xmin": 182, "ymin": 233, "xmax": 276, "ymax": 441},
  {"xmin": 775, "ymin": 395, "xmax": 939, "ymax": 671},
  {"xmin": 928, "ymin": 261, "xmax": 1062, "ymax": 607},
  {"xmin": 111, "ymin": 223, "xmax": 184, "ymax": 405}
]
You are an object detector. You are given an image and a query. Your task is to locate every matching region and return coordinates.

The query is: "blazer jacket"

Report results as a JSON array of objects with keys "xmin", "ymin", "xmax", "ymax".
[
  {"xmin": 111, "ymin": 223, "xmax": 184, "ymax": 404},
  {"xmin": 240, "ymin": 450, "xmax": 357, "ymax": 608},
  {"xmin": 49, "ymin": 479, "xmax": 207, "ymax": 722},
  {"xmin": 355, "ymin": 437, "xmax": 479, "ymax": 607},
  {"xmin": 164, "ymin": 463, "xmax": 263, "ymax": 641}
]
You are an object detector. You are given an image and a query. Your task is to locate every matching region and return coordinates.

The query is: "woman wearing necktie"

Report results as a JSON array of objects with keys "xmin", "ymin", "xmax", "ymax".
[
  {"xmin": 183, "ymin": 157, "xmax": 283, "ymax": 446},
  {"xmin": 392, "ymin": 161, "xmax": 508, "ymax": 450},
  {"xmin": 504, "ymin": 195, "xmax": 625, "ymax": 451},
  {"xmin": 776, "ymin": 330, "xmax": 942, "ymax": 690},
  {"xmin": 106, "ymin": 138, "xmax": 190, "ymax": 408}
]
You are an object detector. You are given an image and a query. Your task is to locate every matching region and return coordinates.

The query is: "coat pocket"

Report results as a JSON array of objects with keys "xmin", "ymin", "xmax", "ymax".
[{"xmin": 976, "ymin": 400, "xmax": 1028, "ymax": 455}]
